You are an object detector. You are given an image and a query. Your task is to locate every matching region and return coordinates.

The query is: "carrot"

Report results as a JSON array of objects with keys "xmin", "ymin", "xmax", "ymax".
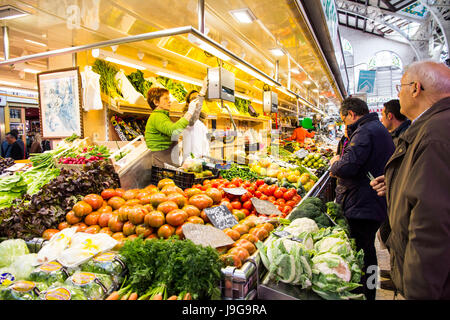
[
  {"xmin": 183, "ymin": 293, "xmax": 192, "ymax": 300},
  {"xmin": 121, "ymin": 290, "xmax": 132, "ymax": 300},
  {"xmin": 128, "ymin": 292, "xmax": 138, "ymax": 300},
  {"xmin": 167, "ymin": 295, "xmax": 178, "ymax": 300},
  {"xmin": 151, "ymin": 294, "xmax": 163, "ymax": 300},
  {"xmin": 105, "ymin": 291, "xmax": 120, "ymax": 300}
]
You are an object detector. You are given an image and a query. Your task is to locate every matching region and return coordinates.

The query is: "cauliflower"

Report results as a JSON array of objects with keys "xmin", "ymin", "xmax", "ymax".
[
  {"xmin": 314, "ymin": 237, "xmax": 352, "ymax": 257},
  {"xmin": 288, "ymin": 218, "xmax": 319, "ymax": 233},
  {"xmin": 312, "ymin": 253, "xmax": 351, "ymax": 282}
]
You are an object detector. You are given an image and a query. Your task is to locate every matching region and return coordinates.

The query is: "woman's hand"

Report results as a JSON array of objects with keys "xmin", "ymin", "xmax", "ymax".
[
  {"xmin": 185, "ymin": 98, "xmax": 200, "ymax": 121},
  {"xmin": 200, "ymin": 77, "xmax": 208, "ymax": 96},
  {"xmin": 370, "ymin": 175, "xmax": 386, "ymax": 197}
]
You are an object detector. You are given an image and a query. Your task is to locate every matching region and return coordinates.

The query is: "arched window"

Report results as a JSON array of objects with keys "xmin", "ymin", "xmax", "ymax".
[{"xmin": 366, "ymin": 51, "xmax": 403, "ymax": 115}]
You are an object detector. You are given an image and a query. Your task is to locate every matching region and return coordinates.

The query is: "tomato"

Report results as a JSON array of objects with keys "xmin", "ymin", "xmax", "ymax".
[
  {"xmin": 42, "ymin": 229, "xmax": 60, "ymax": 240},
  {"xmin": 241, "ymin": 209, "xmax": 250, "ymax": 216},
  {"xmin": 268, "ymin": 196, "xmax": 276, "ymax": 202},
  {"xmin": 157, "ymin": 179, "xmax": 175, "ymax": 190},
  {"xmin": 166, "ymin": 193, "xmax": 187, "ymax": 208},
  {"xmin": 66, "ymin": 210, "xmax": 82, "ymax": 224},
  {"xmin": 149, "ymin": 192, "xmax": 168, "ymax": 208},
  {"xmin": 137, "ymin": 192, "xmax": 153, "ymax": 205},
  {"xmin": 157, "ymin": 201, "xmax": 179, "ymax": 215},
  {"xmin": 254, "ymin": 191, "xmax": 263, "ymax": 198},
  {"xmin": 255, "ymin": 179, "xmax": 265, "ymax": 187},
  {"xmin": 205, "ymin": 188, "xmax": 222, "ymax": 204},
  {"xmin": 115, "ymin": 188, "xmax": 125, "ymax": 198},
  {"xmin": 83, "ymin": 194, "xmax": 104, "ymax": 210},
  {"xmin": 246, "ymin": 186, "xmax": 256, "ymax": 195},
  {"xmin": 232, "ymin": 224, "xmax": 249, "ymax": 235},
  {"xmin": 223, "ymin": 228, "xmax": 241, "ymax": 241},
  {"xmin": 231, "ymin": 178, "xmax": 242, "ymax": 187},
  {"xmin": 73, "ymin": 201, "xmax": 93, "ymax": 217},
  {"xmin": 144, "ymin": 211, "xmax": 165, "ymax": 228},
  {"xmin": 135, "ymin": 224, "xmax": 153, "ymax": 238},
  {"xmin": 275, "ymin": 198, "xmax": 286, "ymax": 206},
  {"xmin": 186, "ymin": 216, "xmax": 205, "ymax": 224},
  {"xmin": 231, "ymin": 201, "xmax": 242, "ymax": 210},
  {"xmin": 157, "ymin": 224, "xmax": 175, "ymax": 239},
  {"xmin": 228, "ymin": 247, "xmax": 250, "ymax": 261},
  {"xmin": 98, "ymin": 205, "xmax": 113, "ymax": 214},
  {"xmin": 200, "ymin": 210, "xmax": 210, "ymax": 223},
  {"xmin": 99, "ymin": 227, "xmax": 113, "ymax": 236},
  {"xmin": 283, "ymin": 189, "xmax": 296, "ymax": 201},
  {"xmin": 58, "ymin": 221, "xmax": 70, "ymax": 231},
  {"xmin": 73, "ymin": 222, "xmax": 88, "ymax": 233},
  {"xmin": 182, "ymin": 204, "xmax": 201, "ymax": 217},
  {"xmin": 249, "ymin": 227, "xmax": 269, "ymax": 241},
  {"xmin": 292, "ymin": 195, "xmax": 301, "ymax": 205},
  {"xmin": 117, "ymin": 205, "xmax": 131, "ymax": 222},
  {"xmin": 111, "ymin": 232, "xmax": 125, "ymax": 242},
  {"xmin": 240, "ymin": 193, "xmax": 250, "ymax": 203},
  {"xmin": 240, "ymin": 233, "xmax": 260, "ymax": 244},
  {"xmin": 260, "ymin": 195, "xmax": 269, "ymax": 201},
  {"xmin": 283, "ymin": 206, "xmax": 293, "ymax": 214},
  {"xmin": 166, "ymin": 209, "xmax": 188, "ymax": 227},
  {"xmin": 185, "ymin": 188, "xmax": 203, "ymax": 198},
  {"xmin": 280, "ymin": 187, "xmax": 288, "ymax": 193},
  {"xmin": 261, "ymin": 222, "xmax": 275, "ymax": 232},
  {"xmin": 234, "ymin": 239, "xmax": 256, "ymax": 255},
  {"xmin": 285, "ymin": 200, "xmax": 296, "ymax": 208},
  {"xmin": 221, "ymin": 254, "xmax": 242, "ymax": 268},
  {"xmin": 189, "ymin": 194, "xmax": 214, "ymax": 210},
  {"xmin": 108, "ymin": 215, "xmax": 123, "ymax": 233},
  {"xmin": 220, "ymin": 200, "xmax": 233, "ymax": 211},
  {"xmin": 108, "ymin": 197, "xmax": 126, "ymax": 210},
  {"xmin": 265, "ymin": 185, "xmax": 277, "ymax": 197},
  {"xmin": 274, "ymin": 189, "xmax": 284, "ymax": 199},
  {"xmin": 128, "ymin": 206, "xmax": 146, "ymax": 225},
  {"xmin": 85, "ymin": 212, "xmax": 100, "ymax": 226},
  {"xmin": 241, "ymin": 200, "xmax": 252, "ymax": 211},
  {"xmin": 101, "ymin": 189, "xmax": 116, "ymax": 200},
  {"xmin": 85, "ymin": 225, "xmax": 101, "ymax": 234}
]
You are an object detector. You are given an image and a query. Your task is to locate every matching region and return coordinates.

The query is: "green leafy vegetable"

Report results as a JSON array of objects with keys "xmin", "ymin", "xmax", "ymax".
[
  {"xmin": 92, "ymin": 59, "xmax": 123, "ymax": 99},
  {"xmin": 0, "ymin": 239, "xmax": 29, "ymax": 267},
  {"xmin": 157, "ymin": 76, "xmax": 187, "ymax": 102},
  {"xmin": 0, "ymin": 280, "xmax": 48, "ymax": 300},
  {"xmin": 126, "ymin": 70, "xmax": 152, "ymax": 97}
]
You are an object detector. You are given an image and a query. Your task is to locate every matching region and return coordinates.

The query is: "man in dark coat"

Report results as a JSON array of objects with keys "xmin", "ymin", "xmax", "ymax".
[
  {"xmin": 380, "ymin": 99, "xmax": 411, "ymax": 147},
  {"xmin": 329, "ymin": 97, "xmax": 395, "ymax": 300},
  {"xmin": 371, "ymin": 61, "xmax": 450, "ymax": 300},
  {"xmin": 5, "ymin": 132, "xmax": 24, "ymax": 160}
]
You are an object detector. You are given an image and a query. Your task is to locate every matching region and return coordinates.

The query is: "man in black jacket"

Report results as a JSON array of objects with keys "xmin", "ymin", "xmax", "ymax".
[
  {"xmin": 329, "ymin": 97, "xmax": 395, "ymax": 300},
  {"xmin": 5, "ymin": 132, "xmax": 24, "ymax": 160},
  {"xmin": 381, "ymin": 99, "xmax": 411, "ymax": 146}
]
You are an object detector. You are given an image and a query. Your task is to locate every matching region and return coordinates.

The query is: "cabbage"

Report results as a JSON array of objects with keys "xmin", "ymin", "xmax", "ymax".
[
  {"xmin": 0, "ymin": 239, "xmax": 29, "ymax": 268},
  {"xmin": 288, "ymin": 218, "xmax": 319, "ymax": 233},
  {"xmin": 314, "ymin": 237, "xmax": 353, "ymax": 258},
  {"xmin": 8, "ymin": 254, "xmax": 37, "ymax": 280}
]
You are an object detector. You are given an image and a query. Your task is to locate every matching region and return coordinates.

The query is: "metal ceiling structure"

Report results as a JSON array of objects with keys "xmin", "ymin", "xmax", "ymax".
[{"xmin": 335, "ymin": 0, "xmax": 449, "ymax": 61}]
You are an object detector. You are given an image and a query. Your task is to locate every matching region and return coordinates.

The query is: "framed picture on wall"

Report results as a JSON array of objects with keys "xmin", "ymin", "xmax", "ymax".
[{"xmin": 37, "ymin": 67, "xmax": 83, "ymax": 139}]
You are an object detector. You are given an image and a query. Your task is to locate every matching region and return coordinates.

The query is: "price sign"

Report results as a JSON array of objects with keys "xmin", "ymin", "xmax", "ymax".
[
  {"xmin": 204, "ymin": 205, "xmax": 238, "ymax": 230},
  {"xmin": 273, "ymin": 230, "xmax": 291, "ymax": 238},
  {"xmin": 251, "ymin": 197, "xmax": 282, "ymax": 216},
  {"xmin": 222, "ymin": 187, "xmax": 248, "ymax": 196},
  {"xmin": 182, "ymin": 224, "xmax": 235, "ymax": 248}
]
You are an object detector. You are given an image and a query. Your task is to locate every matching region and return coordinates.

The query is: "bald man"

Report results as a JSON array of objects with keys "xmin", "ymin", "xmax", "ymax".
[{"xmin": 371, "ymin": 61, "xmax": 450, "ymax": 300}]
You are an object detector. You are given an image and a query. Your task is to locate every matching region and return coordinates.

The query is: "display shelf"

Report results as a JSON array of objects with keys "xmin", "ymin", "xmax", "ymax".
[{"xmin": 102, "ymin": 93, "xmax": 152, "ymax": 115}]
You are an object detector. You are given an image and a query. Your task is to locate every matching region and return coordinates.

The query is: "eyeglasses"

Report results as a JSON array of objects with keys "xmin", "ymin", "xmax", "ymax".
[{"xmin": 396, "ymin": 82, "xmax": 425, "ymax": 93}]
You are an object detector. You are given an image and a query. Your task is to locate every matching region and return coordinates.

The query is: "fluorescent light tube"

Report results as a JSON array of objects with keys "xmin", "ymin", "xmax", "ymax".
[
  {"xmin": 104, "ymin": 57, "xmax": 146, "ymax": 70},
  {"xmin": 155, "ymin": 71, "xmax": 202, "ymax": 86},
  {"xmin": 187, "ymin": 34, "xmax": 231, "ymax": 61},
  {"xmin": 234, "ymin": 63, "xmax": 278, "ymax": 86},
  {"xmin": 23, "ymin": 68, "xmax": 40, "ymax": 74},
  {"xmin": 270, "ymin": 48, "xmax": 285, "ymax": 57},
  {"xmin": 0, "ymin": 80, "xmax": 20, "ymax": 86},
  {"xmin": 24, "ymin": 39, "xmax": 47, "ymax": 47}
]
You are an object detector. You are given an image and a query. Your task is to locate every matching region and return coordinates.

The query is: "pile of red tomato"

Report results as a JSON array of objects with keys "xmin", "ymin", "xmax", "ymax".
[{"xmin": 192, "ymin": 177, "xmax": 302, "ymax": 219}]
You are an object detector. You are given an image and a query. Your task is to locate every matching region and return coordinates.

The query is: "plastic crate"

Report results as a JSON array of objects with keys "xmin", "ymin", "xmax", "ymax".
[{"xmin": 150, "ymin": 165, "xmax": 220, "ymax": 189}]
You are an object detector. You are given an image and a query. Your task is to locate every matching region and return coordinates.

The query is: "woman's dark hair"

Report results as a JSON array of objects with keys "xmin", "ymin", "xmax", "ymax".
[
  {"xmin": 383, "ymin": 99, "xmax": 407, "ymax": 121},
  {"xmin": 185, "ymin": 90, "xmax": 199, "ymax": 106},
  {"xmin": 340, "ymin": 97, "xmax": 369, "ymax": 117},
  {"xmin": 147, "ymin": 87, "xmax": 169, "ymax": 110}
]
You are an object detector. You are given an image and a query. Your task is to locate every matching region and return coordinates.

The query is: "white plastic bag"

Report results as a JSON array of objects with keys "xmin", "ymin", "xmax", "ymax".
[
  {"xmin": 35, "ymin": 227, "xmax": 77, "ymax": 266},
  {"xmin": 57, "ymin": 233, "xmax": 118, "ymax": 268},
  {"xmin": 115, "ymin": 70, "xmax": 147, "ymax": 105}
]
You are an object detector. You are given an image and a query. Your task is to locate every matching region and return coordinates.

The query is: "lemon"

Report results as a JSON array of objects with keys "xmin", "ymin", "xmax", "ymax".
[
  {"xmin": 287, "ymin": 174, "xmax": 298, "ymax": 183},
  {"xmin": 300, "ymin": 175, "xmax": 309, "ymax": 185}
]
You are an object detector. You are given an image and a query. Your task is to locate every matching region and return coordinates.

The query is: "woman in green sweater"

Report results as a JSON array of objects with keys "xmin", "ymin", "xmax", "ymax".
[{"xmin": 145, "ymin": 85, "xmax": 204, "ymax": 167}]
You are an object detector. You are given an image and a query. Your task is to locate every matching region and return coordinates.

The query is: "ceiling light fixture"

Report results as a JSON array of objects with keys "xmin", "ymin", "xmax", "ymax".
[
  {"xmin": 270, "ymin": 48, "xmax": 285, "ymax": 57},
  {"xmin": 290, "ymin": 68, "xmax": 300, "ymax": 74},
  {"xmin": 303, "ymin": 80, "xmax": 312, "ymax": 85},
  {"xmin": 91, "ymin": 48, "xmax": 100, "ymax": 58},
  {"xmin": 187, "ymin": 34, "xmax": 231, "ymax": 61},
  {"xmin": 104, "ymin": 56, "xmax": 146, "ymax": 70},
  {"xmin": 24, "ymin": 39, "xmax": 47, "ymax": 47},
  {"xmin": 229, "ymin": 8, "xmax": 257, "ymax": 24},
  {"xmin": 0, "ymin": 80, "xmax": 20, "ymax": 86}
]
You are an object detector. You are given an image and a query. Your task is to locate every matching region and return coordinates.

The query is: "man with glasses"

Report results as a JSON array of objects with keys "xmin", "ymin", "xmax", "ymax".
[
  {"xmin": 329, "ymin": 97, "xmax": 395, "ymax": 300},
  {"xmin": 371, "ymin": 61, "xmax": 450, "ymax": 299}
]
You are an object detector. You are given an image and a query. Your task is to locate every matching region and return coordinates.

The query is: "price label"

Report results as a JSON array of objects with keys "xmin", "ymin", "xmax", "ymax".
[
  {"xmin": 273, "ymin": 230, "xmax": 291, "ymax": 238},
  {"xmin": 204, "ymin": 205, "xmax": 238, "ymax": 230},
  {"xmin": 222, "ymin": 187, "xmax": 248, "ymax": 196},
  {"xmin": 182, "ymin": 224, "xmax": 235, "ymax": 248},
  {"xmin": 251, "ymin": 197, "xmax": 282, "ymax": 216}
]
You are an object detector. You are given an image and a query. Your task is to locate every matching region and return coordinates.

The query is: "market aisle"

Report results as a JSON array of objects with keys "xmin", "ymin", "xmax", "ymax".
[{"xmin": 375, "ymin": 237, "xmax": 395, "ymax": 300}]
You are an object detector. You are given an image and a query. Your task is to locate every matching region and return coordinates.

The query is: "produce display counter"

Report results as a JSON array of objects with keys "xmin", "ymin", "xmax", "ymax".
[{"xmin": 219, "ymin": 170, "xmax": 332, "ymax": 300}]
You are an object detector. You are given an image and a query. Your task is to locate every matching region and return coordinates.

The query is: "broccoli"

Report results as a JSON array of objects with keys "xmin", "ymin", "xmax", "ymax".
[
  {"xmin": 314, "ymin": 214, "xmax": 333, "ymax": 228},
  {"xmin": 288, "ymin": 203, "xmax": 322, "ymax": 221},
  {"xmin": 302, "ymin": 197, "xmax": 325, "ymax": 212},
  {"xmin": 326, "ymin": 202, "xmax": 344, "ymax": 220}
]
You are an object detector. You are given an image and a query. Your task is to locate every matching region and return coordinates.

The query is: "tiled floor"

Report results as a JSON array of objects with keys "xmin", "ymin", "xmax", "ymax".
[{"xmin": 375, "ymin": 237, "xmax": 395, "ymax": 300}]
